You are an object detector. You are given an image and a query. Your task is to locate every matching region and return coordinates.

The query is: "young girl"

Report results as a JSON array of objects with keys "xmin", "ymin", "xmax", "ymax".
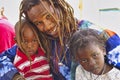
[
  {"xmin": 13, "ymin": 19, "xmax": 53, "ymax": 80},
  {"xmin": 69, "ymin": 29, "xmax": 120, "ymax": 80}
]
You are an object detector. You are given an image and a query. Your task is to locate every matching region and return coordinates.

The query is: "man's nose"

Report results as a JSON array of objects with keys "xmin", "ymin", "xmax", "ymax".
[{"xmin": 43, "ymin": 19, "xmax": 52, "ymax": 31}]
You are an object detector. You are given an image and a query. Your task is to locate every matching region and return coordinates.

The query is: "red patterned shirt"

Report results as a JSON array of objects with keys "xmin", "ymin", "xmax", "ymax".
[{"xmin": 14, "ymin": 48, "xmax": 53, "ymax": 80}]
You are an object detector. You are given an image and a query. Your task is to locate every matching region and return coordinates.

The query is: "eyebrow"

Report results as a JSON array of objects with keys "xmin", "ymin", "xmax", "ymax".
[{"xmin": 33, "ymin": 11, "xmax": 49, "ymax": 23}]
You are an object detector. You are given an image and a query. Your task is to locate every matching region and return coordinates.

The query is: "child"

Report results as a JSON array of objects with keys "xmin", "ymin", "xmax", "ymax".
[
  {"xmin": 69, "ymin": 29, "xmax": 120, "ymax": 80},
  {"xmin": 13, "ymin": 19, "xmax": 53, "ymax": 80}
]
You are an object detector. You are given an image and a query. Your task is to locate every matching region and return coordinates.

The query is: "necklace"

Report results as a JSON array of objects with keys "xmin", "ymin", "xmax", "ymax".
[
  {"xmin": 54, "ymin": 41, "xmax": 69, "ymax": 66},
  {"xmin": 94, "ymin": 64, "xmax": 106, "ymax": 80},
  {"xmin": 83, "ymin": 64, "xmax": 106, "ymax": 80}
]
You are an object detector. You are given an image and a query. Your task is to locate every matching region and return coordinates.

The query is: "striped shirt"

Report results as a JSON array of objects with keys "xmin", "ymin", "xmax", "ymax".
[{"xmin": 14, "ymin": 48, "xmax": 53, "ymax": 80}]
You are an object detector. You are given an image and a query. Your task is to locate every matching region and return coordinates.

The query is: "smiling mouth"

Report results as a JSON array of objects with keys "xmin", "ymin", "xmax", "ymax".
[{"xmin": 47, "ymin": 25, "xmax": 57, "ymax": 35}]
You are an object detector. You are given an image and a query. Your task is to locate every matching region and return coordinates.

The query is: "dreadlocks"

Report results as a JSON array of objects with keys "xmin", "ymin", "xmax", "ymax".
[{"xmin": 19, "ymin": 0, "xmax": 77, "ymax": 61}]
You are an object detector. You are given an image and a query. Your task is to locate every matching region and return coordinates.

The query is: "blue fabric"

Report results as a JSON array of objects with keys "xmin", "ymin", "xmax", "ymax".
[
  {"xmin": 0, "ymin": 45, "xmax": 17, "ymax": 80},
  {"xmin": 106, "ymin": 34, "xmax": 120, "ymax": 53},
  {"xmin": 59, "ymin": 46, "xmax": 71, "ymax": 80},
  {"xmin": 51, "ymin": 40, "xmax": 71, "ymax": 80},
  {"xmin": 59, "ymin": 65, "xmax": 71, "ymax": 80},
  {"xmin": 0, "ymin": 44, "xmax": 17, "ymax": 62},
  {"xmin": 0, "ymin": 55, "xmax": 18, "ymax": 80},
  {"xmin": 105, "ymin": 34, "xmax": 120, "ymax": 69}
]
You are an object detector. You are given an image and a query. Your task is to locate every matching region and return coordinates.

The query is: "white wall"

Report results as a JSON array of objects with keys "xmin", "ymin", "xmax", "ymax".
[
  {"xmin": 67, "ymin": 0, "xmax": 120, "ymax": 35},
  {"xmin": 0, "ymin": 0, "xmax": 21, "ymax": 25}
]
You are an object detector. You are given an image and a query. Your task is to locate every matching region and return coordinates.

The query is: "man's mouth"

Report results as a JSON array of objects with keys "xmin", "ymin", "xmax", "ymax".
[{"xmin": 47, "ymin": 25, "xmax": 57, "ymax": 36}]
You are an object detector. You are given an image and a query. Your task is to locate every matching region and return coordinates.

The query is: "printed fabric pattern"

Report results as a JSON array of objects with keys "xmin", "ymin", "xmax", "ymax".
[
  {"xmin": 14, "ymin": 48, "xmax": 53, "ymax": 80},
  {"xmin": 104, "ymin": 29, "xmax": 120, "ymax": 69},
  {"xmin": 0, "ymin": 45, "xmax": 18, "ymax": 80}
]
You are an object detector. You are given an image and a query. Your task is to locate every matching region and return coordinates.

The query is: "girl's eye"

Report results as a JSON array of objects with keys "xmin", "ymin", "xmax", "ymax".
[
  {"xmin": 92, "ymin": 53, "xmax": 99, "ymax": 58},
  {"xmin": 94, "ymin": 53, "xmax": 99, "ymax": 56},
  {"xmin": 80, "ymin": 59, "xmax": 88, "ymax": 63},
  {"xmin": 32, "ymin": 39, "xmax": 38, "ymax": 43},
  {"xmin": 22, "ymin": 41, "xmax": 28, "ymax": 44}
]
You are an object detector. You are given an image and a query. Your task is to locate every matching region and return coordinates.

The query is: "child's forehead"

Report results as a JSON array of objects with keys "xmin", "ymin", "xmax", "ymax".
[
  {"xmin": 22, "ymin": 23, "xmax": 33, "ymax": 31},
  {"xmin": 78, "ymin": 42, "xmax": 96, "ymax": 50}
]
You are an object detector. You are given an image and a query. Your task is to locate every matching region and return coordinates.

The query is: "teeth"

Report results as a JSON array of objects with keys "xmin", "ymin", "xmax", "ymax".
[
  {"xmin": 47, "ymin": 25, "xmax": 57, "ymax": 35},
  {"xmin": 53, "ymin": 27, "xmax": 56, "ymax": 32}
]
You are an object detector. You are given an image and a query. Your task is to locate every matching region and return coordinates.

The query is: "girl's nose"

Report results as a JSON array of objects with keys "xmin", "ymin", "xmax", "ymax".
[
  {"xmin": 88, "ymin": 58, "xmax": 96, "ymax": 67},
  {"xmin": 27, "ymin": 42, "xmax": 32, "ymax": 48}
]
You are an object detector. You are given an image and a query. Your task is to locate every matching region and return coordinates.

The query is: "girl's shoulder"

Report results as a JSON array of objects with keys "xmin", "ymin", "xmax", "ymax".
[{"xmin": 106, "ymin": 67, "xmax": 120, "ymax": 79}]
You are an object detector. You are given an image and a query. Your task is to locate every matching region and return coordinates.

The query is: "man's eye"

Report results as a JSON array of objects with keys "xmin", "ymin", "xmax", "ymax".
[
  {"xmin": 46, "ymin": 14, "xmax": 51, "ymax": 19},
  {"xmin": 34, "ymin": 21, "xmax": 43, "ymax": 26}
]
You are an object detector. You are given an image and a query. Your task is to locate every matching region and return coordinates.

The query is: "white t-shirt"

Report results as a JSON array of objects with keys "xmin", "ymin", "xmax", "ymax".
[{"xmin": 76, "ymin": 65, "xmax": 120, "ymax": 80}]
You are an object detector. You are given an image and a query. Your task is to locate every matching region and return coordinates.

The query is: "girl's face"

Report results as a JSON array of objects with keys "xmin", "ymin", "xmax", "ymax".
[
  {"xmin": 27, "ymin": 1, "xmax": 59, "ymax": 38},
  {"xmin": 76, "ymin": 43, "xmax": 106, "ymax": 75},
  {"xmin": 22, "ymin": 24, "xmax": 39, "ymax": 55}
]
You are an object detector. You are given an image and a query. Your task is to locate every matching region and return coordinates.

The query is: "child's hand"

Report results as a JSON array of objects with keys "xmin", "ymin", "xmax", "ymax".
[{"xmin": 12, "ymin": 73, "xmax": 26, "ymax": 80}]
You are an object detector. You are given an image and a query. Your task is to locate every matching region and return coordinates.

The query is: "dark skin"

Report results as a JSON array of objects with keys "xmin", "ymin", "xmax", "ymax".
[
  {"xmin": 76, "ymin": 43, "xmax": 113, "ymax": 75},
  {"xmin": 21, "ymin": 24, "xmax": 39, "ymax": 55},
  {"xmin": 12, "ymin": 73, "xmax": 25, "ymax": 80},
  {"xmin": 27, "ymin": 0, "xmax": 59, "ymax": 38}
]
